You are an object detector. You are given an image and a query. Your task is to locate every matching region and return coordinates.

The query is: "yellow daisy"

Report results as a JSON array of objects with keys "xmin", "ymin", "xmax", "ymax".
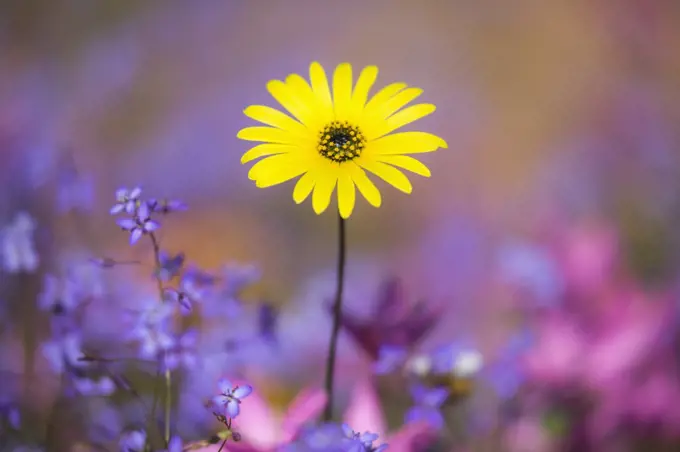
[{"xmin": 237, "ymin": 62, "xmax": 448, "ymax": 219}]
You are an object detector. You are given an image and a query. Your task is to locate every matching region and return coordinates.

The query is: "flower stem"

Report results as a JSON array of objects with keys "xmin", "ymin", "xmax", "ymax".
[
  {"xmin": 322, "ymin": 215, "xmax": 347, "ymax": 421},
  {"xmin": 149, "ymin": 232, "xmax": 172, "ymax": 446},
  {"xmin": 164, "ymin": 369, "xmax": 171, "ymax": 443}
]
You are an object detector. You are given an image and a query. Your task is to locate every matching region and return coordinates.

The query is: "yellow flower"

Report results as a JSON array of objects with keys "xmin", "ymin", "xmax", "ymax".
[{"xmin": 237, "ymin": 62, "xmax": 447, "ymax": 219}]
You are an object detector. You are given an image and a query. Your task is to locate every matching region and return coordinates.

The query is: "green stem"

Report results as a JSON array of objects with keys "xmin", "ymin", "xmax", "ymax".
[
  {"xmin": 164, "ymin": 369, "xmax": 171, "ymax": 443},
  {"xmin": 322, "ymin": 215, "xmax": 347, "ymax": 421},
  {"xmin": 149, "ymin": 232, "xmax": 172, "ymax": 446}
]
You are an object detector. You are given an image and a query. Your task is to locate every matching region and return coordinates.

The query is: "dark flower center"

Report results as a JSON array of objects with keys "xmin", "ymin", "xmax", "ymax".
[{"xmin": 317, "ymin": 121, "xmax": 366, "ymax": 163}]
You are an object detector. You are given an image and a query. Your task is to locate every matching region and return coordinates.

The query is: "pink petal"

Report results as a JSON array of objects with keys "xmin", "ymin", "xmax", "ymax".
[
  {"xmin": 385, "ymin": 421, "xmax": 436, "ymax": 452},
  {"xmin": 281, "ymin": 387, "xmax": 328, "ymax": 443},
  {"xmin": 230, "ymin": 385, "xmax": 281, "ymax": 449},
  {"xmin": 342, "ymin": 378, "xmax": 387, "ymax": 438}
]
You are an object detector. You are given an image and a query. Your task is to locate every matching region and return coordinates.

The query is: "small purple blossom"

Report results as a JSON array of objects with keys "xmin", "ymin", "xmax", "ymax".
[
  {"xmin": 373, "ymin": 345, "xmax": 408, "ymax": 375},
  {"xmin": 342, "ymin": 424, "xmax": 388, "ymax": 452},
  {"xmin": 73, "ymin": 376, "xmax": 116, "ymax": 396},
  {"xmin": 147, "ymin": 198, "xmax": 187, "ymax": 215},
  {"xmin": 41, "ymin": 332, "xmax": 88, "ymax": 374},
  {"xmin": 156, "ymin": 251, "xmax": 185, "ymax": 282},
  {"xmin": 127, "ymin": 301, "xmax": 175, "ymax": 359},
  {"xmin": 117, "ymin": 203, "xmax": 160, "ymax": 245},
  {"xmin": 162, "ymin": 329, "xmax": 198, "ymax": 371},
  {"xmin": 38, "ymin": 274, "xmax": 79, "ymax": 315},
  {"xmin": 110, "ymin": 187, "xmax": 142, "ymax": 215},
  {"xmin": 179, "ymin": 265, "xmax": 218, "ymax": 303},
  {"xmin": 404, "ymin": 385, "xmax": 449, "ymax": 430},
  {"xmin": 163, "ymin": 288, "xmax": 193, "ymax": 314},
  {"xmin": 212, "ymin": 378, "xmax": 253, "ymax": 418},
  {"xmin": 119, "ymin": 429, "xmax": 146, "ymax": 452}
]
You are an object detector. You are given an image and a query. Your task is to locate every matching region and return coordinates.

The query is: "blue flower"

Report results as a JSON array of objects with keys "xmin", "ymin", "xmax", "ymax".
[
  {"xmin": 119, "ymin": 429, "xmax": 146, "ymax": 452},
  {"xmin": 404, "ymin": 385, "xmax": 449, "ymax": 430},
  {"xmin": 127, "ymin": 301, "xmax": 176, "ymax": 359},
  {"xmin": 212, "ymin": 379, "xmax": 253, "ymax": 418},
  {"xmin": 117, "ymin": 203, "xmax": 160, "ymax": 245},
  {"xmin": 110, "ymin": 187, "xmax": 142, "ymax": 215}
]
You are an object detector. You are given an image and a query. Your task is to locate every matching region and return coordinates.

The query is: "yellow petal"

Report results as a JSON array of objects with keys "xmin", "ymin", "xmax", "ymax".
[
  {"xmin": 248, "ymin": 153, "xmax": 306, "ymax": 182},
  {"xmin": 332, "ymin": 63, "xmax": 353, "ymax": 121},
  {"xmin": 368, "ymin": 132, "xmax": 447, "ymax": 155},
  {"xmin": 359, "ymin": 160, "xmax": 413, "ymax": 194},
  {"xmin": 256, "ymin": 166, "xmax": 307, "ymax": 188},
  {"xmin": 348, "ymin": 66, "xmax": 378, "ymax": 121},
  {"xmin": 373, "ymin": 87, "xmax": 423, "ymax": 119},
  {"xmin": 285, "ymin": 74, "xmax": 328, "ymax": 128},
  {"xmin": 337, "ymin": 171, "xmax": 356, "ymax": 219},
  {"xmin": 241, "ymin": 144, "xmax": 296, "ymax": 164},
  {"xmin": 309, "ymin": 62, "xmax": 333, "ymax": 117},
  {"xmin": 370, "ymin": 104, "xmax": 437, "ymax": 139},
  {"xmin": 237, "ymin": 126, "xmax": 300, "ymax": 144},
  {"xmin": 363, "ymin": 82, "xmax": 408, "ymax": 116},
  {"xmin": 378, "ymin": 155, "xmax": 431, "ymax": 177},
  {"xmin": 292, "ymin": 169, "xmax": 317, "ymax": 204},
  {"xmin": 266, "ymin": 79, "xmax": 315, "ymax": 127},
  {"xmin": 243, "ymin": 105, "xmax": 307, "ymax": 135},
  {"xmin": 312, "ymin": 170, "xmax": 338, "ymax": 214},
  {"xmin": 347, "ymin": 162, "xmax": 382, "ymax": 207}
]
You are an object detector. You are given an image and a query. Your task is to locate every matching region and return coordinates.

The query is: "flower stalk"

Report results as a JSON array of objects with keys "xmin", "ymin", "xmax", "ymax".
[{"xmin": 322, "ymin": 215, "xmax": 347, "ymax": 421}]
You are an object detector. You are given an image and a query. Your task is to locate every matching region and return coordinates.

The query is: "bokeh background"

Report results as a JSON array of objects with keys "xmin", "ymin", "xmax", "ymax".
[{"xmin": 2, "ymin": 1, "xmax": 680, "ymax": 451}]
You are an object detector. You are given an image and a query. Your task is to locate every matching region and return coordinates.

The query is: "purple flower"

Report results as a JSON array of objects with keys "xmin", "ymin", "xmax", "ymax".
[
  {"xmin": 165, "ymin": 436, "xmax": 183, "ymax": 452},
  {"xmin": 163, "ymin": 288, "xmax": 193, "ymax": 314},
  {"xmin": 110, "ymin": 187, "xmax": 142, "ymax": 215},
  {"xmin": 179, "ymin": 265, "xmax": 218, "ymax": 303},
  {"xmin": 73, "ymin": 376, "xmax": 116, "ymax": 396},
  {"xmin": 0, "ymin": 212, "xmax": 39, "ymax": 273},
  {"xmin": 373, "ymin": 345, "xmax": 408, "ymax": 375},
  {"xmin": 212, "ymin": 378, "xmax": 253, "ymax": 418},
  {"xmin": 404, "ymin": 385, "xmax": 448, "ymax": 430},
  {"xmin": 41, "ymin": 332, "xmax": 88, "ymax": 374},
  {"xmin": 204, "ymin": 263, "xmax": 260, "ymax": 317},
  {"xmin": 332, "ymin": 277, "xmax": 441, "ymax": 361},
  {"xmin": 117, "ymin": 203, "xmax": 160, "ymax": 245},
  {"xmin": 127, "ymin": 301, "xmax": 176, "ymax": 359},
  {"xmin": 163, "ymin": 329, "xmax": 198, "ymax": 371},
  {"xmin": 38, "ymin": 274, "xmax": 80, "ymax": 315},
  {"xmin": 342, "ymin": 424, "xmax": 388, "ymax": 452},
  {"xmin": 0, "ymin": 398, "xmax": 20, "ymax": 431},
  {"xmin": 257, "ymin": 302, "xmax": 278, "ymax": 345},
  {"xmin": 119, "ymin": 429, "xmax": 146, "ymax": 452},
  {"xmin": 156, "ymin": 251, "xmax": 185, "ymax": 282},
  {"xmin": 285, "ymin": 423, "xmax": 349, "ymax": 452},
  {"xmin": 147, "ymin": 198, "xmax": 187, "ymax": 215}
]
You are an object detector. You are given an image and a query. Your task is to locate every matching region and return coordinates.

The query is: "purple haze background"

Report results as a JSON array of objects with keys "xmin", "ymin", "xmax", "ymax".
[{"xmin": 1, "ymin": 1, "xmax": 680, "ymax": 451}]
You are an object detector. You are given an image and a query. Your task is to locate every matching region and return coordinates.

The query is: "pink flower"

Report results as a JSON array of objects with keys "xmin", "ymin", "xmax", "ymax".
[
  {"xmin": 558, "ymin": 221, "xmax": 620, "ymax": 299},
  {"xmin": 343, "ymin": 378, "xmax": 436, "ymax": 452},
  {"xmin": 201, "ymin": 378, "xmax": 436, "ymax": 452},
  {"xmin": 522, "ymin": 313, "xmax": 585, "ymax": 387}
]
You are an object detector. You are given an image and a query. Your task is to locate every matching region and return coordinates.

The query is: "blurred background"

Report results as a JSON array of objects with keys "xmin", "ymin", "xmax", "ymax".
[{"xmin": 2, "ymin": 0, "xmax": 680, "ymax": 451}]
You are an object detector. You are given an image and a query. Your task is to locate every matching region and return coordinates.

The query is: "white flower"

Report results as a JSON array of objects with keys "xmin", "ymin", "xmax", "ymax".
[{"xmin": 453, "ymin": 349, "xmax": 484, "ymax": 378}]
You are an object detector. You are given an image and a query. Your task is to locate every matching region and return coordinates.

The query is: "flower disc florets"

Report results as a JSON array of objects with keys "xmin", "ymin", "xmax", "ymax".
[{"xmin": 317, "ymin": 121, "xmax": 366, "ymax": 163}]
